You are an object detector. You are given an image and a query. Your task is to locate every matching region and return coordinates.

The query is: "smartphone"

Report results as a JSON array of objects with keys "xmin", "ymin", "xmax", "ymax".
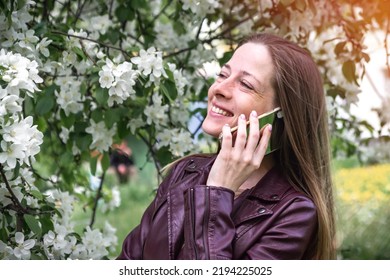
[{"xmin": 219, "ymin": 107, "xmax": 283, "ymax": 155}]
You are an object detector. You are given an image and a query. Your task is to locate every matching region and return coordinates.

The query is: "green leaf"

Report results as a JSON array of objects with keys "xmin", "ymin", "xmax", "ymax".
[
  {"xmin": 30, "ymin": 190, "xmax": 43, "ymax": 200},
  {"xmin": 17, "ymin": 0, "xmax": 27, "ymax": 10},
  {"xmin": 218, "ymin": 51, "xmax": 233, "ymax": 65},
  {"xmin": 0, "ymin": 226, "xmax": 8, "ymax": 242},
  {"xmin": 115, "ymin": 5, "xmax": 135, "ymax": 22},
  {"xmin": 342, "ymin": 60, "xmax": 357, "ymax": 84},
  {"xmin": 91, "ymin": 109, "xmax": 104, "ymax": 123},
  {"xmin": 59, "ymin": 151, "xmax": 73, "ymax": 166},
  {"xmin": 117, "ymin": 119, "xmax": 130, "ymax": 139},
  {"xmin": 160, "ymin": 80, "xmax": 177, "ymax": 102},
  {"xmin": 106, "ymin": 29, "xmax": 121, "ymax": 44},
  {"xmin": 72, "ymin": 47, "xmax": 85, "ymax": 60},
  {"xmin": 11, "ymin": 162, "xmax": 20, "ymax": 180},
  {"xmin": 101, "ymin": 152, "xmax": 110, "ymax": 172},
  {"xmin": 40, "ymin": 215, "xmax": 54, "ymax": 234},
  {"xmin": 36, "ymin": 116, "xmax": 48, "ymax": 133},
  {"xmin": 61, "ymin": 112, "xmax": 76, "ymax": 128},
  {"xmin": 90, "ymin": 155, "xmax": 98, "ymax": 176},
  {"xmin": 35, "ymin": 95, "xmax": 54, "ymax": 115},
  {"xmin": 156, "ymin": 146, "xmax": 174, "ymax": 167},
  {"xmin": 104, "ymin": 108, "xmax": 122, "ymax": 127},
  {"xmin": 130, "ymin": 0, "xmax": 147, "ymax": 9},
  {"xmin": 95, "ymin": 87, "xmax": 108, "ymax": 106},
  {"xmin": 75, "ymin": 134, "xmax": 91, "ymax": 151},
  {"xmin": 24, "ymin": 214, "xmax": 42, "ymax": 237}
]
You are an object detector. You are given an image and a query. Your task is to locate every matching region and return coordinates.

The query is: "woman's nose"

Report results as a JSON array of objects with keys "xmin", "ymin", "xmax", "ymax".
[{"xmin": 212, "ymin": 78, "xmax": 233, "ymax": 99}]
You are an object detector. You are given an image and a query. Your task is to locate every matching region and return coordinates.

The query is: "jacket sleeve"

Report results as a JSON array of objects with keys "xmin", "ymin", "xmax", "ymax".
[
  {"xmin": 116, "ymin": 163, "xmax": 180, "ymax": 260},
  {"xmin": 181, "ymin": 185, "xmax": 317, "ymax": 260},
  {"xmin": 243, "ymin": 197, "xmax": 318, "ymax": 260}
]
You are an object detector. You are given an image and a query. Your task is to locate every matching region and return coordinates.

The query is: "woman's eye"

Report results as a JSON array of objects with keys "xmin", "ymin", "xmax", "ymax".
[
  {"xmin": 240, "ymin": 81, "xmax": 253, "ymax": 90},
  {"xmin": 217, "ymin": 72, "xmax": 227, "ymax": 79}
]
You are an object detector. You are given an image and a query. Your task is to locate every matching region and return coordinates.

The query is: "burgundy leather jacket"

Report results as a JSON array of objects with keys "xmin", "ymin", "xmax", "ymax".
[{"xmin": 117, "ymin": 155, "xmax": 318, "ymax": 260}]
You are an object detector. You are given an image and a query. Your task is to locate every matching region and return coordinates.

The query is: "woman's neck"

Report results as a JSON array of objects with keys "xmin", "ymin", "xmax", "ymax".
[{"xmin": 236, "ymin": 154, "xmax": 275, "ymax": 194}]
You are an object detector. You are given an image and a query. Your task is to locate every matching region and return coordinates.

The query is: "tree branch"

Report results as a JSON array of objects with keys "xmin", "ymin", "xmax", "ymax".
[
  {"xmin": 51, "ymin": 30, "xmax": 131, "ymax": 58},
  {"xmin": 0, "ymin": 164, "xmax": 26, "ymax": 212},
  {"xmin": 0, "ymin": 164, "xmax": 54, "ymax": 216},
  {"xmin": 89, "ymin": 171, "xmax": 105, "ymax": 228}
]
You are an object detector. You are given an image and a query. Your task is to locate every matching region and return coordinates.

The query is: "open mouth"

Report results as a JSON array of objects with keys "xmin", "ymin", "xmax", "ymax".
[{"xmin": 211, "ymin": 105, "xmax": 233, "ymax": 117}]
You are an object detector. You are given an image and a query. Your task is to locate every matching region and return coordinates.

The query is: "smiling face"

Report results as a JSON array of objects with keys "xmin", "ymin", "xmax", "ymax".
[{"xmin": 202, "ymin": 42, "xmax": 277, "ymax": 138}]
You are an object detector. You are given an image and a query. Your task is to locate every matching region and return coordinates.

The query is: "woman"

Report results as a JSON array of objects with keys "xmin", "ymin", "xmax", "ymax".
[{"xmin": 117, "ymin": 33, "xmax": 336, "ymax": 260}]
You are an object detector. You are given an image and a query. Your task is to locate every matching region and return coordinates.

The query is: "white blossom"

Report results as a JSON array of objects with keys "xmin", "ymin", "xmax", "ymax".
[
  {"xmin": 102, "ymin": 222, "xmax": 117, "ymax": 249},
  {"xmin": 98, "ymin": 58, "xmax": 138, "ymax": 106},
  {"xmin": 85, "ymin": 120, "xmax": 116, "ymax": 153},
  {"xmin": 167, "ymin": 63, "xmax": 188, "ymax": 96},
  {"xmin": 170, "ymin": 129, "xmax": 195, "ymax": 157},
  {"xmin": 0, "ymin": 240, "xmax": 14, "ymax": 259},
  {"xmin": 0, "ymin": 116, "xmax": 43, "ymax": 165},
  {"xmin": 0, "ymin": 90, "xmax": 22, "ymax": 118},
  {"xmin": 36, "ymin": 37, "xmax": 52, "ymax": 57},
  {"xmin": 13, "ymin": 232, "xmax": 36, "ymax": 260},
  {"xmin": 82, "ymin": 226, "xmax": 109, "ymax": 259},
  {"xmin": 127, "ymin": 116, "xmax": 145, "ymax": 134},
  {"xmin": 0, "ymin": 141, "xmax": 24, "ymax": 168},
  {"xmin": 101, "ymin": 186, "xmax": 121, "ymax": 213},
  {"xmin": 16, "ymin": 29, "xmax": 39, "ymax": 52},
  {"xmin": 55, "ymin": 76, "xmax": 84, "ymax": 116},
  {"xmin": 156, "ymin": 128, "xmax": 195, "ymax": 157},
  {"xmin": 144, "ymin": 92, "xmax": 169, "ymax": 128},
  {"xmin": 88, "ymin": 15, "xmax": 112, "ymax": 35},
  {"xmin": 0, "ymin": 186, "xmax": 22, "ymax": 208},
  {"xmin": 59, "ymin": 126, "xmax": 73, "ymax": 144},
  {"xmin": 131, "ymin": 47, "xmax": 165, "ymax": 83},
  {"xmin": 62, "ymin": 50, "xmax": 77, "ymax": 66},
  {"xmin": 98, "ymin": 69, "xmax": 114, "ymax": 88},
  {"xmin": 0, "ymin": 49, "xmax": 43, "ymax": 95},
  {"xmin": 181, "ymin": 0, "xmax": 219, "ymax": 16}
]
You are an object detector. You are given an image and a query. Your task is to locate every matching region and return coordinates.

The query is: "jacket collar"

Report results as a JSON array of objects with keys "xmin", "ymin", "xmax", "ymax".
[
  {"xmin": 182, "ymin": 154, "xmax": 217, "ymax": 173},
  {"xmin": 247, "ymin": 166, "xmax": 292, "ymax": 202}
]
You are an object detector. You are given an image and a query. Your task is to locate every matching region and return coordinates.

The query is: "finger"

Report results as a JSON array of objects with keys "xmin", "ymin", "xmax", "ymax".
[
  {"xmin": 220, "ymin": 123, "xmax": 233, "ymax": 153},
  {"xmin": 234, "ymin": 114, "xmax": 247, "ymax": 150},
  {"xmin": 245, "ymin": 110, "xmax": 260, "ymax": 152},
  {"xmin": 254, "ymin": 124, "xmax": 272, "ymax": 160}
]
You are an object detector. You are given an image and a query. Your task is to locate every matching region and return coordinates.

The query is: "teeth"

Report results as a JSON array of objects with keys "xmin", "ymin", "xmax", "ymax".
[{"xmin": 212, "ymin": 106, "xmax": 232, "ymax": 116}]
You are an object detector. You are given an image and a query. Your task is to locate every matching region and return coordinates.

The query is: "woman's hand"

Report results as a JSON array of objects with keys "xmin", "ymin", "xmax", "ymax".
[{"xmin": 207, "ymin": 110, "xmax": 273, "ymax": 192}]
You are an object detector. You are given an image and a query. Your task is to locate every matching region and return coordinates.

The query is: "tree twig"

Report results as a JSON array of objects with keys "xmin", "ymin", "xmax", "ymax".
[
  {"xmin": 89, "ymin": 171, "xmax": 105, "ymax": 228},
  {"xmin": 51, "ymin": 30, "xmax": 131, "ymax": 58}
]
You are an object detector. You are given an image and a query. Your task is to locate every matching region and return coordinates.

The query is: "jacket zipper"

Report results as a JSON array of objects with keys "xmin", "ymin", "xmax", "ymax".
[
  {"xmin": 189, "ymin": 188, "xmax": 198, "ymax": 259},
  {"xmin": 202, "ymin": 186, "xmax": 210, "ymax": 259}
]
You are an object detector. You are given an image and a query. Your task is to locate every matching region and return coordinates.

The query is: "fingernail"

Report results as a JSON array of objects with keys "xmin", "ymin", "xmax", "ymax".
[
  {"xmin": 268, "ymin": 124, "xmax": 272, "ymax": 132},
  {"xmin": 224, "ymin": 123, "xmax": 230, "ymax": 127},
  {"xmin": 240, "ymin": 114, "xmax": 245, "ymax": 120},
  {"xmin": 251, "ymin": 110, "xmax": 257, "ymax": 117}
]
